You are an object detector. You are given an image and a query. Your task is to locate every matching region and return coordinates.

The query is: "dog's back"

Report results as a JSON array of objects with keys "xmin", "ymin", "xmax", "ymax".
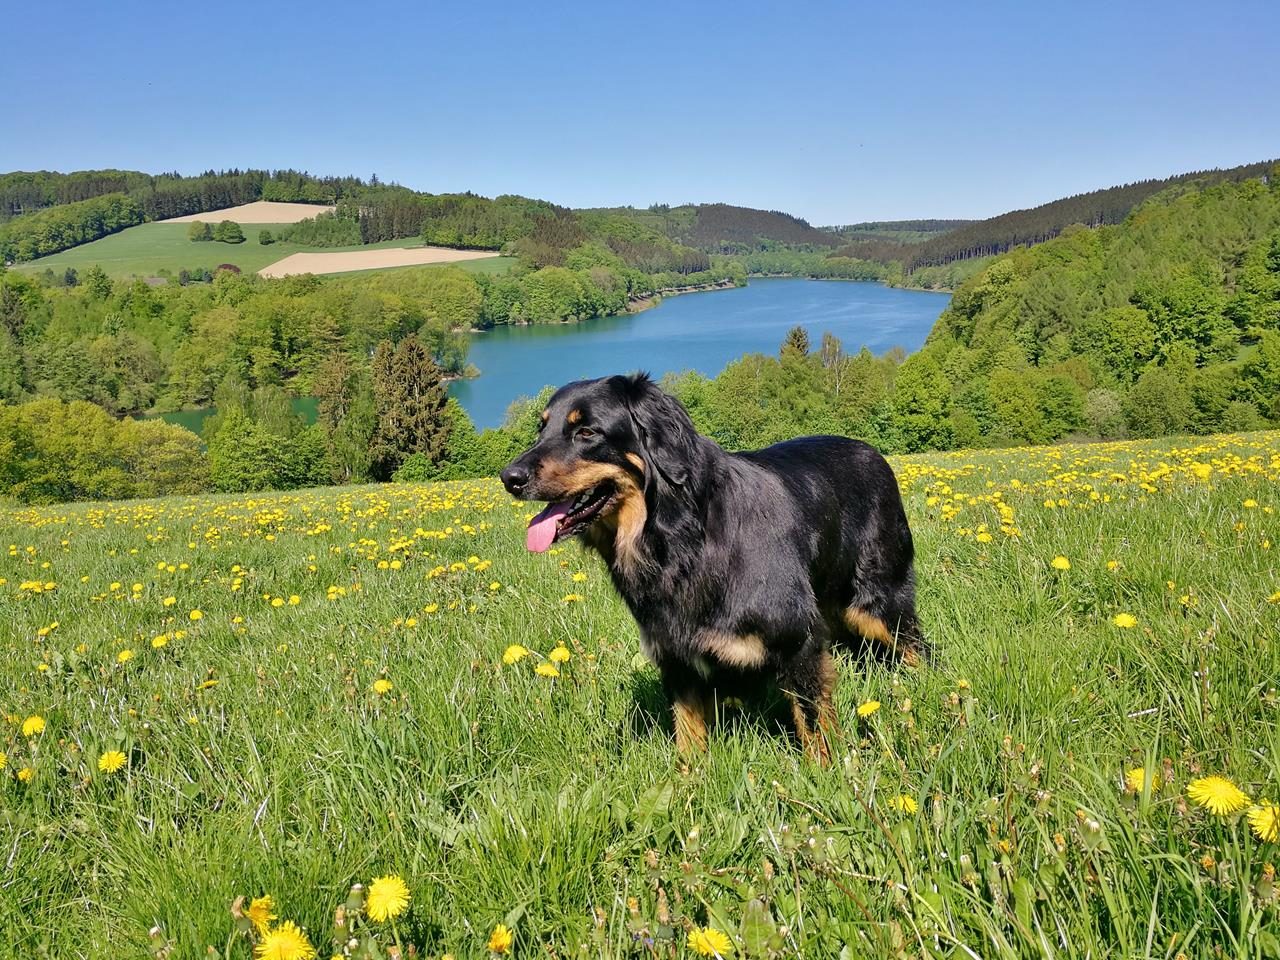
[{"xmin": 739, "ymin": 435, "xmax": 923, "ymax": 660}]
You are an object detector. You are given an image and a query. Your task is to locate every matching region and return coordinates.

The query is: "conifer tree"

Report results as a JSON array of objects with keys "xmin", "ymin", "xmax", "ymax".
[
  {"xmin": 782, "ymin": 325, "xmax": 810, "ymax": 356},
  {"xmin": 369, "ymin": 336, "xmax": 451, "ymax": 479}
]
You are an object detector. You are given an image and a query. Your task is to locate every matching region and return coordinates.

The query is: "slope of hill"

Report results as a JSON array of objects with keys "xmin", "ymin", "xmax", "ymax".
[
  {"xmin": 870, "ymin": 159, "xmax": 1279, "ymax": 274},
  {"xmin": 904, "ymin": 175, "xmax": 1280, "ymax": 448},
  {"xmin": 0, "ymin": 169, "xmax": 369, "ymax": 262},
  {"xmin": 4, "ymin": 430, "xmax": 1278, "ymax": 956},
  {"xmin": 581, "ymin": 202, "xmax": 840, "ymax": 253}
]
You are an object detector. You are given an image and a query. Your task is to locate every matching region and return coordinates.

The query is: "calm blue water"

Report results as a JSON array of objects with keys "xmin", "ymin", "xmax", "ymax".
[{"xmin": 450, "ymin": 278, "xmax": 950, "ymax": 429}]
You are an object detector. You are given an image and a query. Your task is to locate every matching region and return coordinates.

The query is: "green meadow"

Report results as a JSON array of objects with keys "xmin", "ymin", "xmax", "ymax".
[
  {"xmin": 10, "ymin": 222, "xmax": 512, "ymax": 280},
  {"xmin": 3, "ymin": 431, "xmax": 1280, "ymax": 958}
]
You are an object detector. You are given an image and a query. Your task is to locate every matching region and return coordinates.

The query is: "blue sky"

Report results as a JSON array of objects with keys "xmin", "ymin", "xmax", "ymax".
[{"xmin": 3, "ymin": 0, "xmax": 1277, "ymax": 223}]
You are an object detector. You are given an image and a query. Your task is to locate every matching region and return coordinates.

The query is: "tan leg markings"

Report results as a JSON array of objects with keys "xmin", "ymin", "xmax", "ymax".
[
  {"xmin": 788, "ymin": 650, "xmax": 839, "ymax": 766},
  {"xmin": 673, "ymin": 692, "xmax": 710, "ymax": 756},
  {"xmin": 817, "ymin": 650, "xmax": 840, "ymax": 738},
  {"xmin": 843, "ymin": 606, "xmax": 896, "ymax": 651}
]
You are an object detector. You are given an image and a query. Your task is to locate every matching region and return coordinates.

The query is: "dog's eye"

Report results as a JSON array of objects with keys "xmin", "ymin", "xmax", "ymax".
[{"xmin": 575, "ymin": 427, "xmax": 596, "ymax": 440}]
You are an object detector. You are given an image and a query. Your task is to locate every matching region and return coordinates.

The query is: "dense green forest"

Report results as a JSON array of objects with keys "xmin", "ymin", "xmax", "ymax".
[
  {"xmin": 0, "ymin": 223, "xmax": 744, "ymax": 415},
  {"xmin": 828, "ymin": 159, "xmax": 1279, "ymax": 276},
  {"xmin": 665, "ymin": 174, "xmax": 1280, "ymax": 454}
]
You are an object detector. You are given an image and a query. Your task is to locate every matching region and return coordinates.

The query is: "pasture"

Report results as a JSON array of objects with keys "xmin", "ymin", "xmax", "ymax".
[
  {"xmin": 11, "ymin": 222, "xmax": 512, "ymax": 281},
  {"xmin": 3, "ymin": 432, "xmax": 1279, "ymax": 958}
]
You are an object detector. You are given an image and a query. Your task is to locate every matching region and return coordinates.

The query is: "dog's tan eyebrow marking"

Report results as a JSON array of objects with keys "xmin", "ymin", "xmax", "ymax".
[
  {"xmin": 625, "ymin": 452, "xmax": 646, "ymax": 472},
  {"xmin": 567, "ymin": 409, "xmax": 582, "ymax": 425},
  {"xmin": 540, "ymin": 410, "xmax": 549, "ymax": 423}
]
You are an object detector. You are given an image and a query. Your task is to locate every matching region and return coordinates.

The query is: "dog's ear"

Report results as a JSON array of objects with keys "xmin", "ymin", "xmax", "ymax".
[{"xmin": 615, "ymin": 373, "xmax": 696, "ymax": 488}]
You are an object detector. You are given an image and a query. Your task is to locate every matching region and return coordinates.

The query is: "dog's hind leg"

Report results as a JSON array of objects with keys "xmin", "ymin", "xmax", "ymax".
[
  {"xmin": 780, "ymin": 637, "xmax": 839, "ymax": 766},
  {"xmin": 845, "ymin": 568, "xmax": 928, "ymax": 666}
]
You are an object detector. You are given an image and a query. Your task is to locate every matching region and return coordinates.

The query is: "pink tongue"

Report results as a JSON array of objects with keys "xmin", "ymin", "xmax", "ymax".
[{"xmin": 526, "ymin": 500, "xmax": 573, "ymax": 553}]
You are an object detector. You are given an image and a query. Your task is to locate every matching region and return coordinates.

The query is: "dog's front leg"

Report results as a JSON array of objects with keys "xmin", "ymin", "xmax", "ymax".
[{"xmin": 663, "ymin": 667, "xmax": 711, "ymax": 757}]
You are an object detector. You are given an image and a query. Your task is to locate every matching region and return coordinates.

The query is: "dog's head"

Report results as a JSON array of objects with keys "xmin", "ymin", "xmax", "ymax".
[{"xmin": 500, "ymin": 373, "xmax": 698, "ymax": 554}]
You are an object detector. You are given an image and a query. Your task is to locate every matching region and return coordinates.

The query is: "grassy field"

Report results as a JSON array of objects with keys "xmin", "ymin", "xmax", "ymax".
[
  {"xmin": 3, "ymin": 433, "xmax": 1280, "ymax": 958},
  {"xmin": 10, "ymin": 222, "xmax": 510, "ymax": 280}
]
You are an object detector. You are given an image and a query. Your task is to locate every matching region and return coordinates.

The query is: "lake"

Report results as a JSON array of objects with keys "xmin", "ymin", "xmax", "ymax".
[
  {"xmin": 140, "ymin": 279, "xmax": 949, "ymax": 435},
  {"xmin": 450, "ymin": 278, "xmax": 950, "ymax": 429}
]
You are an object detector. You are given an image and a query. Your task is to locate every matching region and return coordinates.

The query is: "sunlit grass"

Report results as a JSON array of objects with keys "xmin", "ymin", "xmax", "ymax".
[{"xmin": 3, "ymin": 432, "xmax": 1279, "ymax": 958}]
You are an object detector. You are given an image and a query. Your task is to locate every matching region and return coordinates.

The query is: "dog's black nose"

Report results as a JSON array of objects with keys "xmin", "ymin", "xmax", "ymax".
[{"xmin": 501, "ymin": 463, "xmax": 530, "ymax": 495}]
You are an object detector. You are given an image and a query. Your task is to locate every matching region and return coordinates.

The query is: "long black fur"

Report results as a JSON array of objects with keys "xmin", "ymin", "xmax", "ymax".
[{"xmin": 501, "ymin": 373, "xmax": 925, "ymax": 755}]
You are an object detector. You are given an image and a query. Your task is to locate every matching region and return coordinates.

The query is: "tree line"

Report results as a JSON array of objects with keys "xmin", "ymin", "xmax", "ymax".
[{"xmin": 0, "ymin": 169, "xmax": 372, "ymax": 263}]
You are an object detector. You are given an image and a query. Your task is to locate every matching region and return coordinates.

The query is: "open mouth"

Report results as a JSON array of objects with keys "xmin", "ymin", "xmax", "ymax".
[{"xmin": 525, "ymin": 483, "xmax": 616, "ymax": 553}]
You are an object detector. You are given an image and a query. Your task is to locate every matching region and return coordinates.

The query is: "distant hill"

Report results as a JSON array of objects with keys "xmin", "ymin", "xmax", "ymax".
[
  {"xmin": 582, "ymin": 202, "xmax": 839, "ymax": 253},
  {"xmin": 825, "ymin": 219, "xmax": 974, "ymax": 242},
  {"xmin": 832, "ymin": 159, "xmax": 1279, "ymax": 274}
]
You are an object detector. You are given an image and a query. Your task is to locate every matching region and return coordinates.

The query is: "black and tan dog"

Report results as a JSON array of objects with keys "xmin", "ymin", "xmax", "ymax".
[{"xmin": 501, "ymin": 373, "xmax": 925, "ymax": 762}]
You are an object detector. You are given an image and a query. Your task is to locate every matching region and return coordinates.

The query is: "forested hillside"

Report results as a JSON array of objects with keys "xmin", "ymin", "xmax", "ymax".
[
  {"xmin": 655, "ymin": 175, "xmax": 1280, "ymax": 454},
  {"xmin": 829, "ymin": 159, "xmax": 1279, "ymax": 276},
  {"xmin": 581, "ymin": 202, "xmax": 840, "ymax": 253}
]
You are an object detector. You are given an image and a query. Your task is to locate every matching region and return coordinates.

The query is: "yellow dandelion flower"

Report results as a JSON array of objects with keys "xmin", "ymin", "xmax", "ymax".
[
  {"xmin": 22, "ymin": 715, "xmax": 45, "ymax": 737},
  {"xmin": 163, "ymin": 596, "xmax": 177, "ymax": 607},
  {"xmin": 1248, "ymin": 801, "xmax": 1280, "ymax": 843},
  {"xmin": 502, "ymin": 644, "xmax": 529, "ymax": 665},
  {"xmin": 0, "ymin": 752, "xmax": 6, "ymax": 770},
  {"xmin": 189, "ymin": 609, "xmax": 203, "ymax": 621},
  {"xmin": 535, "ymin": 663, "xmax": 560, "ymax": 678},
  {"xmin": 117, "ymin": 649, "xmax": 135, "ymax": 664},
  {"xmin": 366, "ymin": 874, "xmax": 410, "ymax": 922},
  {"xmin": 254, "ymin": 920, "xmax": 315, "ymax": 960},
  {"xmin": 1106, "ymin": 559, "xmax": 1120, "ymax": 571},
  {"xmin": 372, "ymin": 679, "xmax": 394, "ymax": 695},
  {"xmin": 548, "ymin": 645, "xmax": 571, "ymax": 663},
  {"xmin": 487, "ymin": 923, "xmax": 513, "ymax": 954},
  {"xmin": 98, "ymin": 750, "xmax": 127, "ymax": 774},
  {"xmin": 561, "ymin": 593, "xmax": 585, "ymax": 603},
  {"xmin": 246, "ymin": 894, "xmax": 277, "ymax": 935},
  {"xmin": 1051, "ymin": 555, "xmax": 1071, "ymax": 571},
  {"xmin": 271, "ymin": 597, "xmax": 285, "ymax": 608},
  {"xmin": 1267, "ymin": 590, "xmax": 1280, "ymax": 604},
  {"xmin": 1124, "ymin": 767, "xmax": 1161, "ymax": 794},
  {"xmin": 1111, "ymin": 613, "xmax": 1138, "ymax": 629},
  {"xmin": 1243, "ymin": 499, "xmax": 1258, "ymax": 509},
  {"xmin": 687, "ymin": 926, "xmax": 733, "ymax": 957},
  {"xmin": 891, "ymin": 794, "xmax": 918, "ymax": 814},
  {"xmin": 17, "ymin": 766, "xmax": 33, "ymax": 782},
  {"xmin": 152, "ymin": 634, "xmax": 169, "ymax": 649},
  {"xmin": 1187, "ymin": 776, "xmax": 1250, "ymax": 816},
  {"xmin": 857, "ymin": 700, "xmax": 881, "ymax": 718}
]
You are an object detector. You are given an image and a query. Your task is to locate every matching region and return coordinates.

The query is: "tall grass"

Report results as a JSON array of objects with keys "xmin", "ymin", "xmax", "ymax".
[{"xmin": 2, "ymin": 432, "xmax": 1278, "ymax": 958}]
